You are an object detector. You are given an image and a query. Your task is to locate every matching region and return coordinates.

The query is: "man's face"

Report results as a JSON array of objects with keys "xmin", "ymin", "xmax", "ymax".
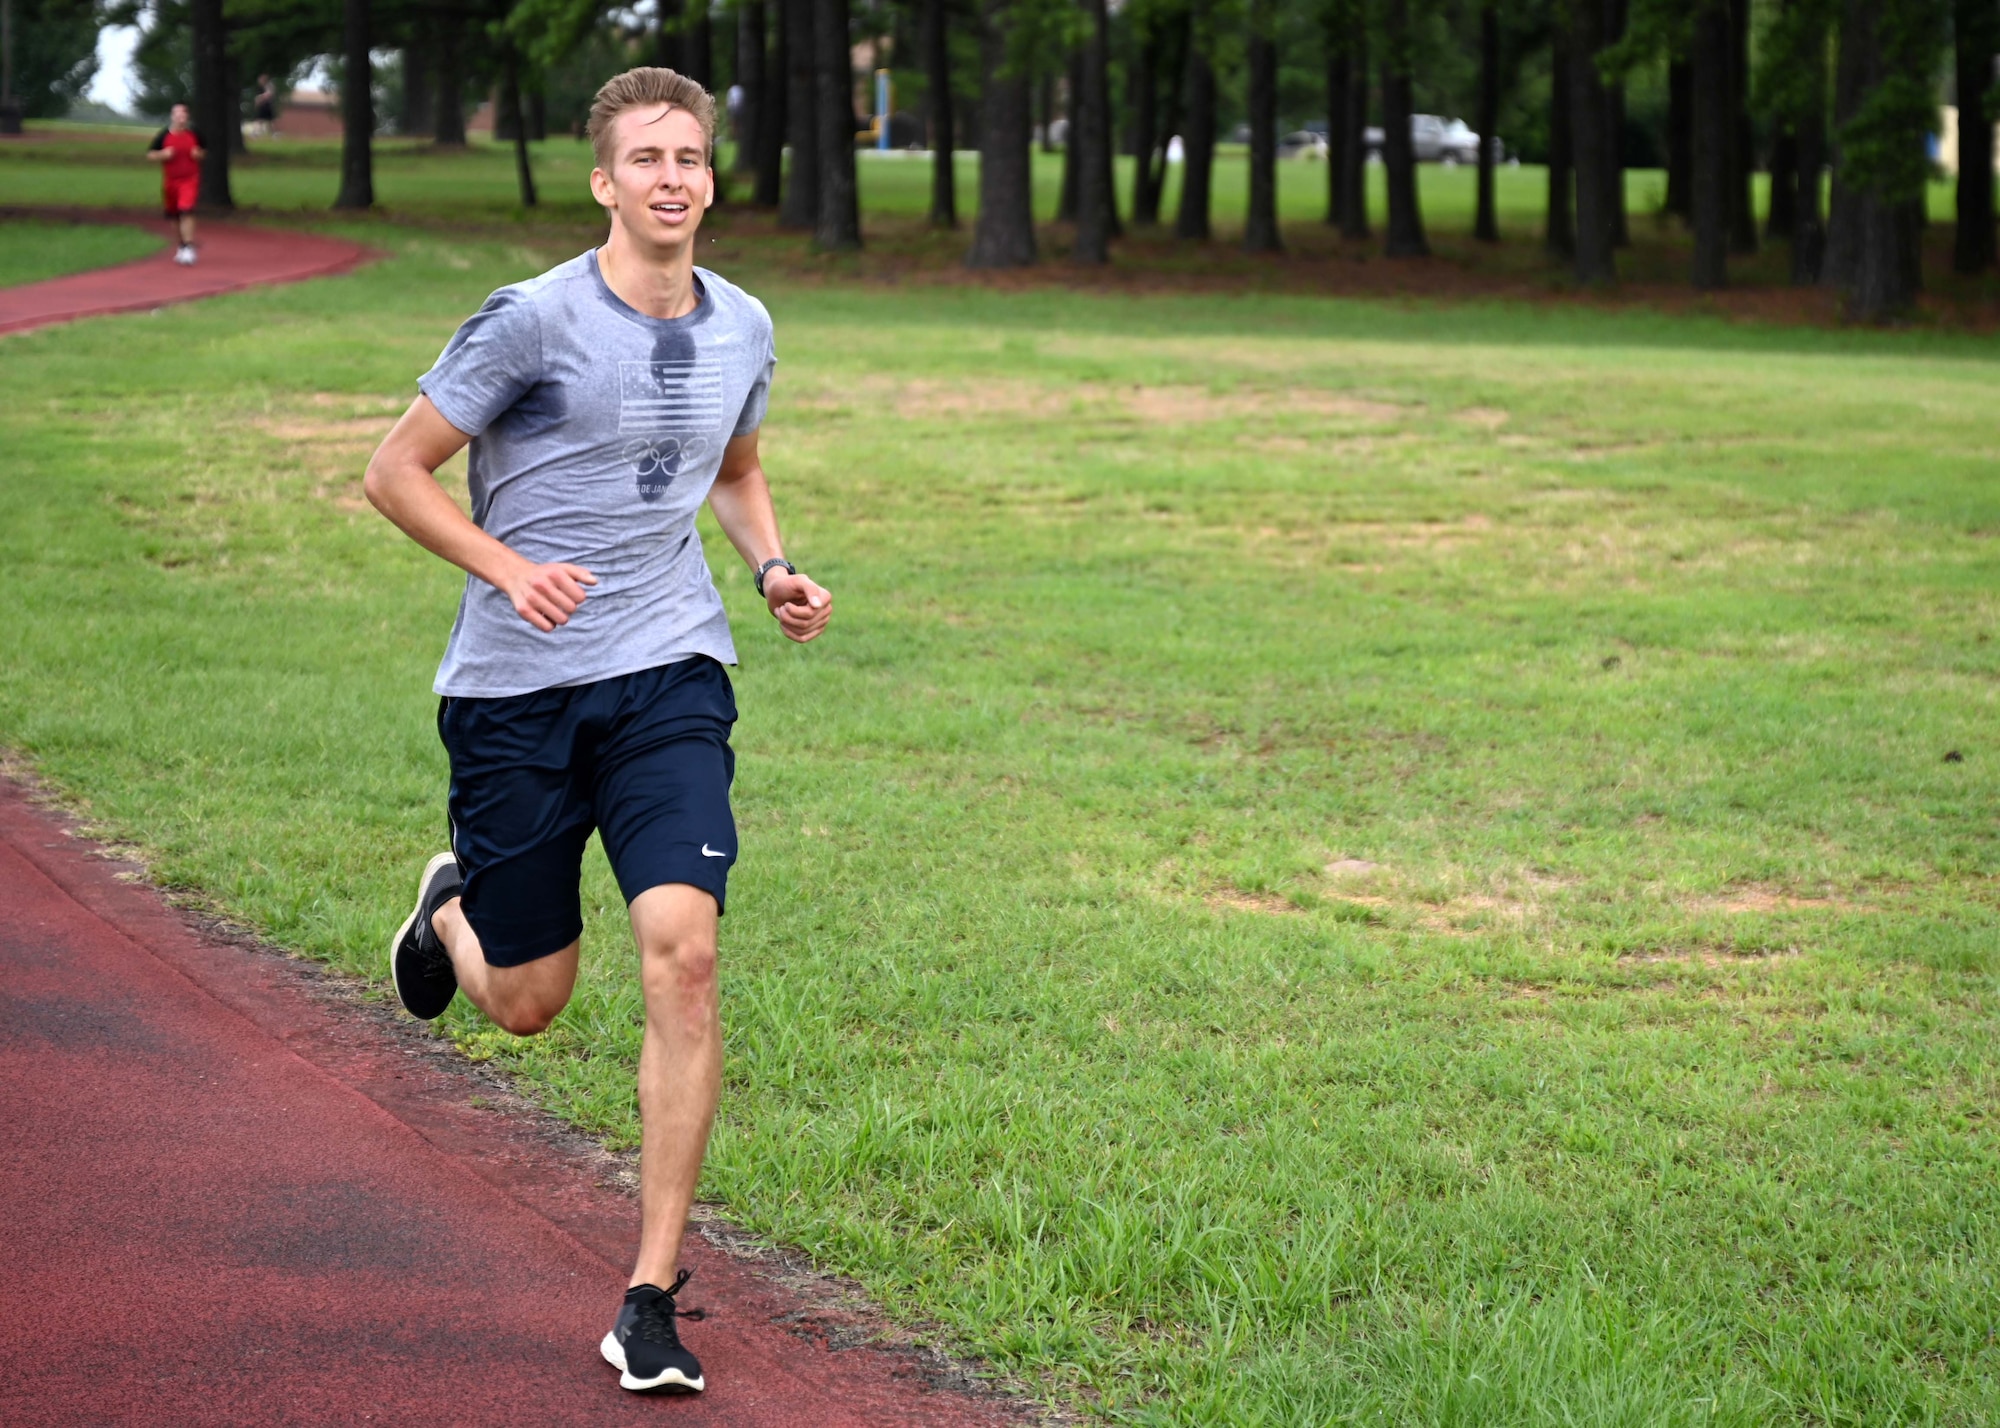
[
  {"xmin": 169, "ymin": 104, "xmax": 190, "ymax": 132},
  {"xmin": 589, "ymin": 105, "xmax": 713, "ymax": 254}
]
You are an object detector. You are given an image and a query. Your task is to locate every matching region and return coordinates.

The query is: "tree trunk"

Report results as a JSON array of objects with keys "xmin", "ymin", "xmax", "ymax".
[
  {"xmin": 528, "ymin": 88, "xmax": 547, "ymax": 143},
  {"xmin": 190, "ymin": 0, "xmax": 232, "ymax": 206},
  {"xmin": 1546, "ymin": 37, "xmax": 1574, "ymax": 256},
  {"xmin": 503, "ymin": 58, "xmax": 537, "ymax": 208},
  {"xmin": 1474, "ymin": 5, "xmax": 1499, "ymax": 240},
  {"xmin": 1039, "ymin": 72, "xmax": 1056, "ymax": 152},
  {"xmin": 1075, "ymin": 0, "xmax": 1113, "ymax": 260},
  {"xmin": 657, "ymin": 0, "xmax": 682, "ymax": 69},
  {"xmin": 756, "ymin": 0, "xmax": 787, "ymax": 202},
  {"xmin": 780, "ymin": 0, "xmax": 818, "ymax": 227},
  {"xmin": 1175, "ymin": 26, "xmax": 1216, "ymax": 239},
  {"xmin": 1379, "ymin": 0, "xmax": 1428, "ymax": 257},
  {"xmin": 1955, "ymin": 0, "xmax": 1998, "ymax": 273},
  {"xmin": 1690, "ymin": 0, "xmax": 1729, "ymax": 287},
  {"xmin": 435, "ymin": 16, "xmax": 467, "ymax": 146},
  {"xmin": 1131, "ymin": 13, "xmax": 1161, "ymax": 225},
  {"xmin": 1099, "ymin": 33, "xmax": 1121, "ymax": 238},
  {"xmin": 402, "ymin": 46, "xmax": 433, "ymax": 137},
  {"xmin": 686, "ymin": 1, "xmax": 713, "ymax": 88},
  {"xmin": 1569, "ymin": 0, "xmax": 1616, "ymax": 282},
  {"xmin": 1828, "ymin": 0, "xmax": 1931, "ymax": 319},
  {"xmin": 736, "ymin": 0, "xmax": 765, "ymax": 176},
  {"xmin": 925, "ymin": 0, "xmax": 956, "ymax": 225},
  {"xmin": 226, "ymin": 54, "xmax": 247, "ymax": 155},
  {"xmin": 1791, "ymin": 22, "xmax": 1826, "ymax": 283},
  {"xmin": 969, "ymin": 0, "xmax": 1037, "ymax": 265},
  {"xmin": 1327, "ymin": 26, "xmax": 1351, "ymax": 227},
  {"xmin": 1727, "ymin": 0, "xmax": 1756, "ymax": 252},
  {"xmin": 333, "ymin": 0, "xmax": 372, "ymax": 209},
  {"xmin": 813, "ymin": 0, "xmax": 861, "ymax": 249},
  {"xmin": 1340, "ymin": 26, "xmax": 1369, "ymax": 238},
  {"xmin": 1821, "ymin": 0, "xmax": 1865, "ymax": 291},
  {"xmin": 1604, "ymin": 0, "xmax": 1628, "ymax": 246},
  {"xmin": 1148, "ymin": 11, "xmax": 1188, "ymax": 226},
  {"xmin": 1767, "ymin": 126, "xmax": 1797, "ymax": 238},
  {"xmin": 1058, "ymin": 51, "xmax": 1081, "ymax": 221},
  {"xmin": 1665, "ymin": 58, "xmax": 1691, "ymax": 218},
  {"xmin": 1243, "ymin": 0, "xmax": 1282, "ymax": 252}
]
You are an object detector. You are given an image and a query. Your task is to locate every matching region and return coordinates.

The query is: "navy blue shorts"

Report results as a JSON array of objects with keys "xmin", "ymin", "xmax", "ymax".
[{"xmin": 437, "ymin": 657, "xmax": 738, "ymax": 968}]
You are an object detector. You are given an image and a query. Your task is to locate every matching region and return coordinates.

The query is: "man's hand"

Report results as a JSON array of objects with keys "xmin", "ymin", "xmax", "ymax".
[
  {"xmin": 763, "ymin": 569, "xmax": 832, "ymax": 643},
  {"xmin": 503, "ymin": 560, "xmax": 598, "ymax": 632}
]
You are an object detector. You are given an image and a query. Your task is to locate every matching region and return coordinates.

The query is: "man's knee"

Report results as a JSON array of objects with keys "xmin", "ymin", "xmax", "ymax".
[
  {"xmin": 482, "ymin": 943, "xmax": 578, "ymax": 1036},
  {"xmin": 642, "ymin": 931, "xmax": 718, "ymax": 996},
  {"xmin": 632, "ymin": 884, "xmax": 720, "ymax": 997},
  {"xmin": 490, "ymin": 995, "xmax": 564, "ymax": 1036}
]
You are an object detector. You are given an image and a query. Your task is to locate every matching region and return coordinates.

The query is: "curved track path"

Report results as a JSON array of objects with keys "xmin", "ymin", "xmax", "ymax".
[
  {"xmin": 0, "ymin": 776, "xmax": 1033, "ymax": 1427},
  {"xmin": 0, "ymin": 216, "xmax": 370, "ymax": 335}
]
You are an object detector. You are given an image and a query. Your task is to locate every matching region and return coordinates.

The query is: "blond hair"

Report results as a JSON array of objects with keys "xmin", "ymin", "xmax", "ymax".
[{"xmin": 587, "ymin": 67, "xmax": 717, "ymax": 172}]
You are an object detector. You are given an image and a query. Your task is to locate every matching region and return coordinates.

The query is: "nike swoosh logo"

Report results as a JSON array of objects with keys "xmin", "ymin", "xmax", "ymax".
[{"xmin": 701, "ymin": 844, "xmax": 729, "ymax": 858}]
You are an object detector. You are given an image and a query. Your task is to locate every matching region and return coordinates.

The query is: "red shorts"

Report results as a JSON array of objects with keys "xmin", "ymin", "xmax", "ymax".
[{"xmin": 163, "ymin": 176, "xmax": 200, "ymax": 217}]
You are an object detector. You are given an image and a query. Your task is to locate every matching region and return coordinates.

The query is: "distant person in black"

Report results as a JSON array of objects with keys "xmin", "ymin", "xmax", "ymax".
[{"xmin": 252, "ymin": 76, "xmax": 276, "ymax": 137}]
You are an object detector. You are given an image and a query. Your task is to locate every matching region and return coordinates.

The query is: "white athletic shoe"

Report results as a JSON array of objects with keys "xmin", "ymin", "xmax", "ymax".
[{"xmin": 174, "ymin": 245, "xmax": 196, "ymax": 266}]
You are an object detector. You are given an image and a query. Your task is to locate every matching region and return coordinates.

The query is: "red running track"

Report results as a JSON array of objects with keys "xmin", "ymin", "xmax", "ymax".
[
  {"xmin": 0, "ymin": 777, "xmax": 1032, "ymax": 1427},
  {"xmin": 0, "ymin": 216, "xmax": 370, "ymax": 335}
]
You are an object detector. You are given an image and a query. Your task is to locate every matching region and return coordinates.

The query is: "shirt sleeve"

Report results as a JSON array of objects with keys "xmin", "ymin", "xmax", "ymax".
[
  {"xmin": 731, "ymin": 335, "xmax": 775, "ymax": 437},
  {"xmin": 417, "ymin": 287, "xmax": 544, "ymax": 438},
  {"xmin": 192, "ymin": 130, "xmax": 207, "ymax": 148},
  {"xmin": 148, "ymin": 129, "xmax": 168, "ymax": 151}
]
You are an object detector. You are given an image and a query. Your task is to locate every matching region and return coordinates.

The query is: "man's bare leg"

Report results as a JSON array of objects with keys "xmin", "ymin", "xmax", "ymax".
[
  {"xmin": 625, "ymin": 883, "xmax": 722, "ymax": 1289},
  {"xmin": 431, "ymin": 898, "xmax": 578, "ymax": 1035}
]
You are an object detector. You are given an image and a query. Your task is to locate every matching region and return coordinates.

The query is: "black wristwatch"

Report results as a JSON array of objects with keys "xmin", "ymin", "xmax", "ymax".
[{"xmin": 754, "ymin": 557, "xmax": 795, "ymax": 598}]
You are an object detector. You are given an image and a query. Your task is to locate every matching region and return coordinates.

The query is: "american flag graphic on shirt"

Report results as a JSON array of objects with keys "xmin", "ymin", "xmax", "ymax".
[{"xmin": 619, "ymin": 359, "xmax": 727, "ymax": 502}]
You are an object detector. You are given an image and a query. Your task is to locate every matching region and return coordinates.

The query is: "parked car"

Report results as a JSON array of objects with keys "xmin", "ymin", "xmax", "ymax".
[
  {"xmin": 1360, "ymin": 115, "xmax": 1501, "ymax": 165},
  {"xmin": 1278, "ymin": 129, "xmax": 1329, "ymax": 159}
]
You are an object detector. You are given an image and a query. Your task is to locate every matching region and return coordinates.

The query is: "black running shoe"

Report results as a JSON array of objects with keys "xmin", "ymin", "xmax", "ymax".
[
  {"xmin": 389, "ymin": 851, "xmax": 461, "ymax": 1020},
  {"xmin": 601, "ymin": 1269, "xmax": 705, "ymax": 1392}
]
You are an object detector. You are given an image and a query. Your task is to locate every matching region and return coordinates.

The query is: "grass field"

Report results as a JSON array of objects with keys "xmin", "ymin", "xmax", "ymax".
[
  {"xmin": 3, "ymin": 148, "xmax": 1999, "ymax": 1422},
  {"xmin": 0, "ymin": 214, "xmax": 164, "ymax": 285},
  {"xmin": 1, "ymin": 121, "xmax": 1968, "ymax": 235}
]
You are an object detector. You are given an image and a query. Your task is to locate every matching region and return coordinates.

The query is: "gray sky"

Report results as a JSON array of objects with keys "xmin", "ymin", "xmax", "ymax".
[{"xmin": 88, "ymin": 26, "xmax": 140, "ymax": 112}]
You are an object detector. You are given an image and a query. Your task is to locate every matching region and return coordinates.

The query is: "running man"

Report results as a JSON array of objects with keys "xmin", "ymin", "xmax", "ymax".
[
  {"xmin": 363, "ymin": 67, "xmax": 832, "ymax": 1395},
  {"xmin": 146, "ymin": 103, "xmax": 205, "ymax": 265}
]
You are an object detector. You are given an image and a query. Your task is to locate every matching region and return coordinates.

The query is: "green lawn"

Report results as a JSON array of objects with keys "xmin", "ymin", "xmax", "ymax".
[
  {"xmin": 2, "ymin": 197, "xmax": 1997, "ymax": 1421},
  {"xmin": 1, "ymin": 121, "xmax": 1965, "ymax": 237},
  {"xmin": 0, "ymin": 216, "xmax": 165, "ymax": 286}
]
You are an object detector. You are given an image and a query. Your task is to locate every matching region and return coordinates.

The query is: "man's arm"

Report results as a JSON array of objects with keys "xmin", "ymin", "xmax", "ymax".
[
  {"xmin": 363, "ymin": 395, "xmax": 598, "ymax": 633},
  {"xmin": 146, "ymin": 129, "xmax": 168, "ymax": 161},
  {"xmin": 707, "ymin": 428, "xmax": 832, "ymax": 644}
]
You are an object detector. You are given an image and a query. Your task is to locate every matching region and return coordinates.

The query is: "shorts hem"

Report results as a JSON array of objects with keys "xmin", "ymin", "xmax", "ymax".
[
  {"xmin": 473, "ymin": 918, "xmax": 584, "ymax": 969},
  {"xmin": 617, "ymin": 865, "xmax": 730, "ymax": 918}
]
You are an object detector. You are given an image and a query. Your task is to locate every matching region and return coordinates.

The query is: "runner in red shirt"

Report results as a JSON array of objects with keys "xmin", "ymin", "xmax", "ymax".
[{"xmin": 147, "ymin": 103, "xmax": 207, "ymax": 266}]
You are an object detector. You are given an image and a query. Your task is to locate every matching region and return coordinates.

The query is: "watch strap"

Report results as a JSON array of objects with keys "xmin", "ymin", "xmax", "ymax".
[{"xmin": 755, "ymin": 557, "xmax": 795, "ymax": 597}]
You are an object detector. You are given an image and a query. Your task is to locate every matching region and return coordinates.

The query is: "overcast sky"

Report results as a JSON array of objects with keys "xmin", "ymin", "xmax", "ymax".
[{"xmin": 88, "ymin": 26, "xmax": 140, "ymax": 112}]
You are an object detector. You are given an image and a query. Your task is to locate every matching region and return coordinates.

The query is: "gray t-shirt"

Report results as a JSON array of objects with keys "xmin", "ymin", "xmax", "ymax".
[{"xmin": 418, "ymin": 252, "xmax": 774, "ymax": 698}]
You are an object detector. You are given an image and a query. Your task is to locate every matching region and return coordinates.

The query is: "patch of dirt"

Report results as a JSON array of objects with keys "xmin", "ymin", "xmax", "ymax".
[
  {"xmin": 857, "ymin": 376, "xmax": 1413, "ymax": 426},
  {"xmin": 1324, "ymin": 858, "xmax": 1383, "ymax": 878},
  {"xmin": 1690, "ymin": 885, "xmax": 1870, "ymax": 916},
  {"xmin": 1455, "ymin": 406, "xmax": 1511, "ymax": 431},
  {"xmin": 221, "ymin": 398, "xmax": 413, "ymax": 511},
  {"xmin": 1620, "ymin": 944, "xmax": 1804, "ymax": 968},
  {"xmin": 1205, "ymin": 886, "xmax": 1305, "ymax": 916},
  {"xmin": 1122, "ymin": 386, "xmax": 1407, "ymax": 424}
]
